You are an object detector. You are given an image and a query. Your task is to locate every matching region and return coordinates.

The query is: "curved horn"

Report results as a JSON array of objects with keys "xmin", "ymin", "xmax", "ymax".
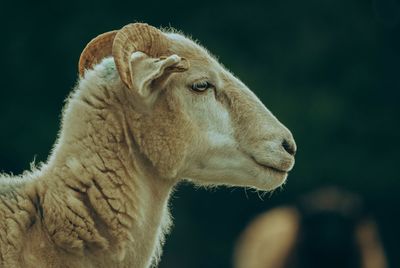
[
  {"xmin": 112, "ymin": 23, "xmax": 170, "ymax": 89},
  {"xmin": 78, "ymin": 30, "xmax": 118, "ymax": 76}
]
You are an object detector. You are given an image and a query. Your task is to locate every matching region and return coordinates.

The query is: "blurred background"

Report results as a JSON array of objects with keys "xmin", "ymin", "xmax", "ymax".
[{"xmin": 0, "ymin": 0, "xmax": 399, "ymax": 267}]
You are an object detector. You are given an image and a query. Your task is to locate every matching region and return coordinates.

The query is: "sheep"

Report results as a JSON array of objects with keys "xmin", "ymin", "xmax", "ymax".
[
  {"xmin": 0, "ymin": 22, "xmax": 296, "ymax": 268},
  {"xmin": 234, "ymin": 188, "xmax": 387, "ymax": 268}
]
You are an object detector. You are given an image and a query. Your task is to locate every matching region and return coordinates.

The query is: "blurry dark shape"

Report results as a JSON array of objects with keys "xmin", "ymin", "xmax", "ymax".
[{"xmin": 234, "ymin": 187, "xmax": 387, "ymax": 268}]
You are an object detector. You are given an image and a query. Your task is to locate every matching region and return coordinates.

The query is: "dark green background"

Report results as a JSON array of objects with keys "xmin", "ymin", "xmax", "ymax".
[{"xmin": 1, "ymin": 0, "xmax": 399, "ymax": 267}]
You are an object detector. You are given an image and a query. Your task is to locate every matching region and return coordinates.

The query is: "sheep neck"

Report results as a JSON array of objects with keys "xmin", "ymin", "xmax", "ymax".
[{"xmin": 39, "ymin": 84, "xmax": 176, "ymax": 267}]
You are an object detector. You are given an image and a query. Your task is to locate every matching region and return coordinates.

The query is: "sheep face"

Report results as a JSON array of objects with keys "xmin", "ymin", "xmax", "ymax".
[{"xmin": 121, "ymin": 31, "xmax": 296, "ymax": 191}]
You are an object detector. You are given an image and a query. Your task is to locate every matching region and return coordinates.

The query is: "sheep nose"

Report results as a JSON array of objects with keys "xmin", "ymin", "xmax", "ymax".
[{"xmin": 282, "ymin": 138, "xmax": 296, "ymax": 156}]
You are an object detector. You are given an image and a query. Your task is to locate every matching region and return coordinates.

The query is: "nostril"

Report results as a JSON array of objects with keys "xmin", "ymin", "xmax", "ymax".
[{"xmin": 282, "ymin": 139, "xmax": 296, "ymax": 156}]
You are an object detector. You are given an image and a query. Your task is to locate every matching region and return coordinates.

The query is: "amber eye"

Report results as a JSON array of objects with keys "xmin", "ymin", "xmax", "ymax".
[{"xmin": 191, "ymin": 81, "xmax": 212, "ymax": 93}]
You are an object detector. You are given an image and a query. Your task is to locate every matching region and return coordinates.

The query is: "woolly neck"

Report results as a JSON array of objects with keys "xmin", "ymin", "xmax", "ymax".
[{"xmin": 34, "ymin": 60, "xmax": 176, "ymax": 267}]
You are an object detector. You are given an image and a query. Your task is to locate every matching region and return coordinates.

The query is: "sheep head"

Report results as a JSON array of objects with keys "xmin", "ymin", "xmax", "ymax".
[{"xmin": 79, "ymin": 23, "xmax": 296, "ymax": 191}]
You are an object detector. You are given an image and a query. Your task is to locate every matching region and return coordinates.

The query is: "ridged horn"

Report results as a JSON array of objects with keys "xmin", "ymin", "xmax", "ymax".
[
  {"xmin": 78, "ymin": 30, "xmax": 118, "ymax": 76},
  {"xmin": 112, "ymin": 23, "xmax": 170, "ymax": 89}
]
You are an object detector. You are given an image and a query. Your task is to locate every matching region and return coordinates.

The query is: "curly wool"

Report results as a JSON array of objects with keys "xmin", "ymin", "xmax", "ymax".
[{"xmin": 0, "ymin": 58, "xmax": 175, "ymax": 267}]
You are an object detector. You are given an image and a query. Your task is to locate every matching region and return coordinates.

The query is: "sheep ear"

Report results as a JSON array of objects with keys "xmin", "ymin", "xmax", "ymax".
[{"xmin": 127, "ymin": 52, "xmax": 189, "ymax": 106}]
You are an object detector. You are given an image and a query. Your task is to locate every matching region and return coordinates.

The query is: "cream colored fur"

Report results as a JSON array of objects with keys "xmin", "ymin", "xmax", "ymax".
[{"xmin": 0, "ymin": 28, "xmax": 295, "ymax": 267}]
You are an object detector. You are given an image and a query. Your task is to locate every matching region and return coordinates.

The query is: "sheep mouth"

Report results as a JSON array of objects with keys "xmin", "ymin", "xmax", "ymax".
[{"xmin": 250, "ymin": 156, "xmax": 288, "ymax": 175}]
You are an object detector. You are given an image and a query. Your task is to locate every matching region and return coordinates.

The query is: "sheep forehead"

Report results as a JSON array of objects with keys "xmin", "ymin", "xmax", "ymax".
[
  {"xmin": 163, "ymin": 33, "xmax": 261, "ymax": 131},
  {"xmin": 165, "ymin": 32, "xmax": 236, "ymax": 91},
  {"xmin": 163, "ymin": 33, "xmax": 238, "ymax": 148},
  {"xmin": 165, "ymin": 32, "xmax": 215, "ymax": 64}
]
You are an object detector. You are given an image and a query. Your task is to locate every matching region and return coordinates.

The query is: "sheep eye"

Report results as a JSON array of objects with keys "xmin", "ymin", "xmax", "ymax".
[{"xmin": 191, "ymin": 81, "xmax": 212, "ymax": 93}]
